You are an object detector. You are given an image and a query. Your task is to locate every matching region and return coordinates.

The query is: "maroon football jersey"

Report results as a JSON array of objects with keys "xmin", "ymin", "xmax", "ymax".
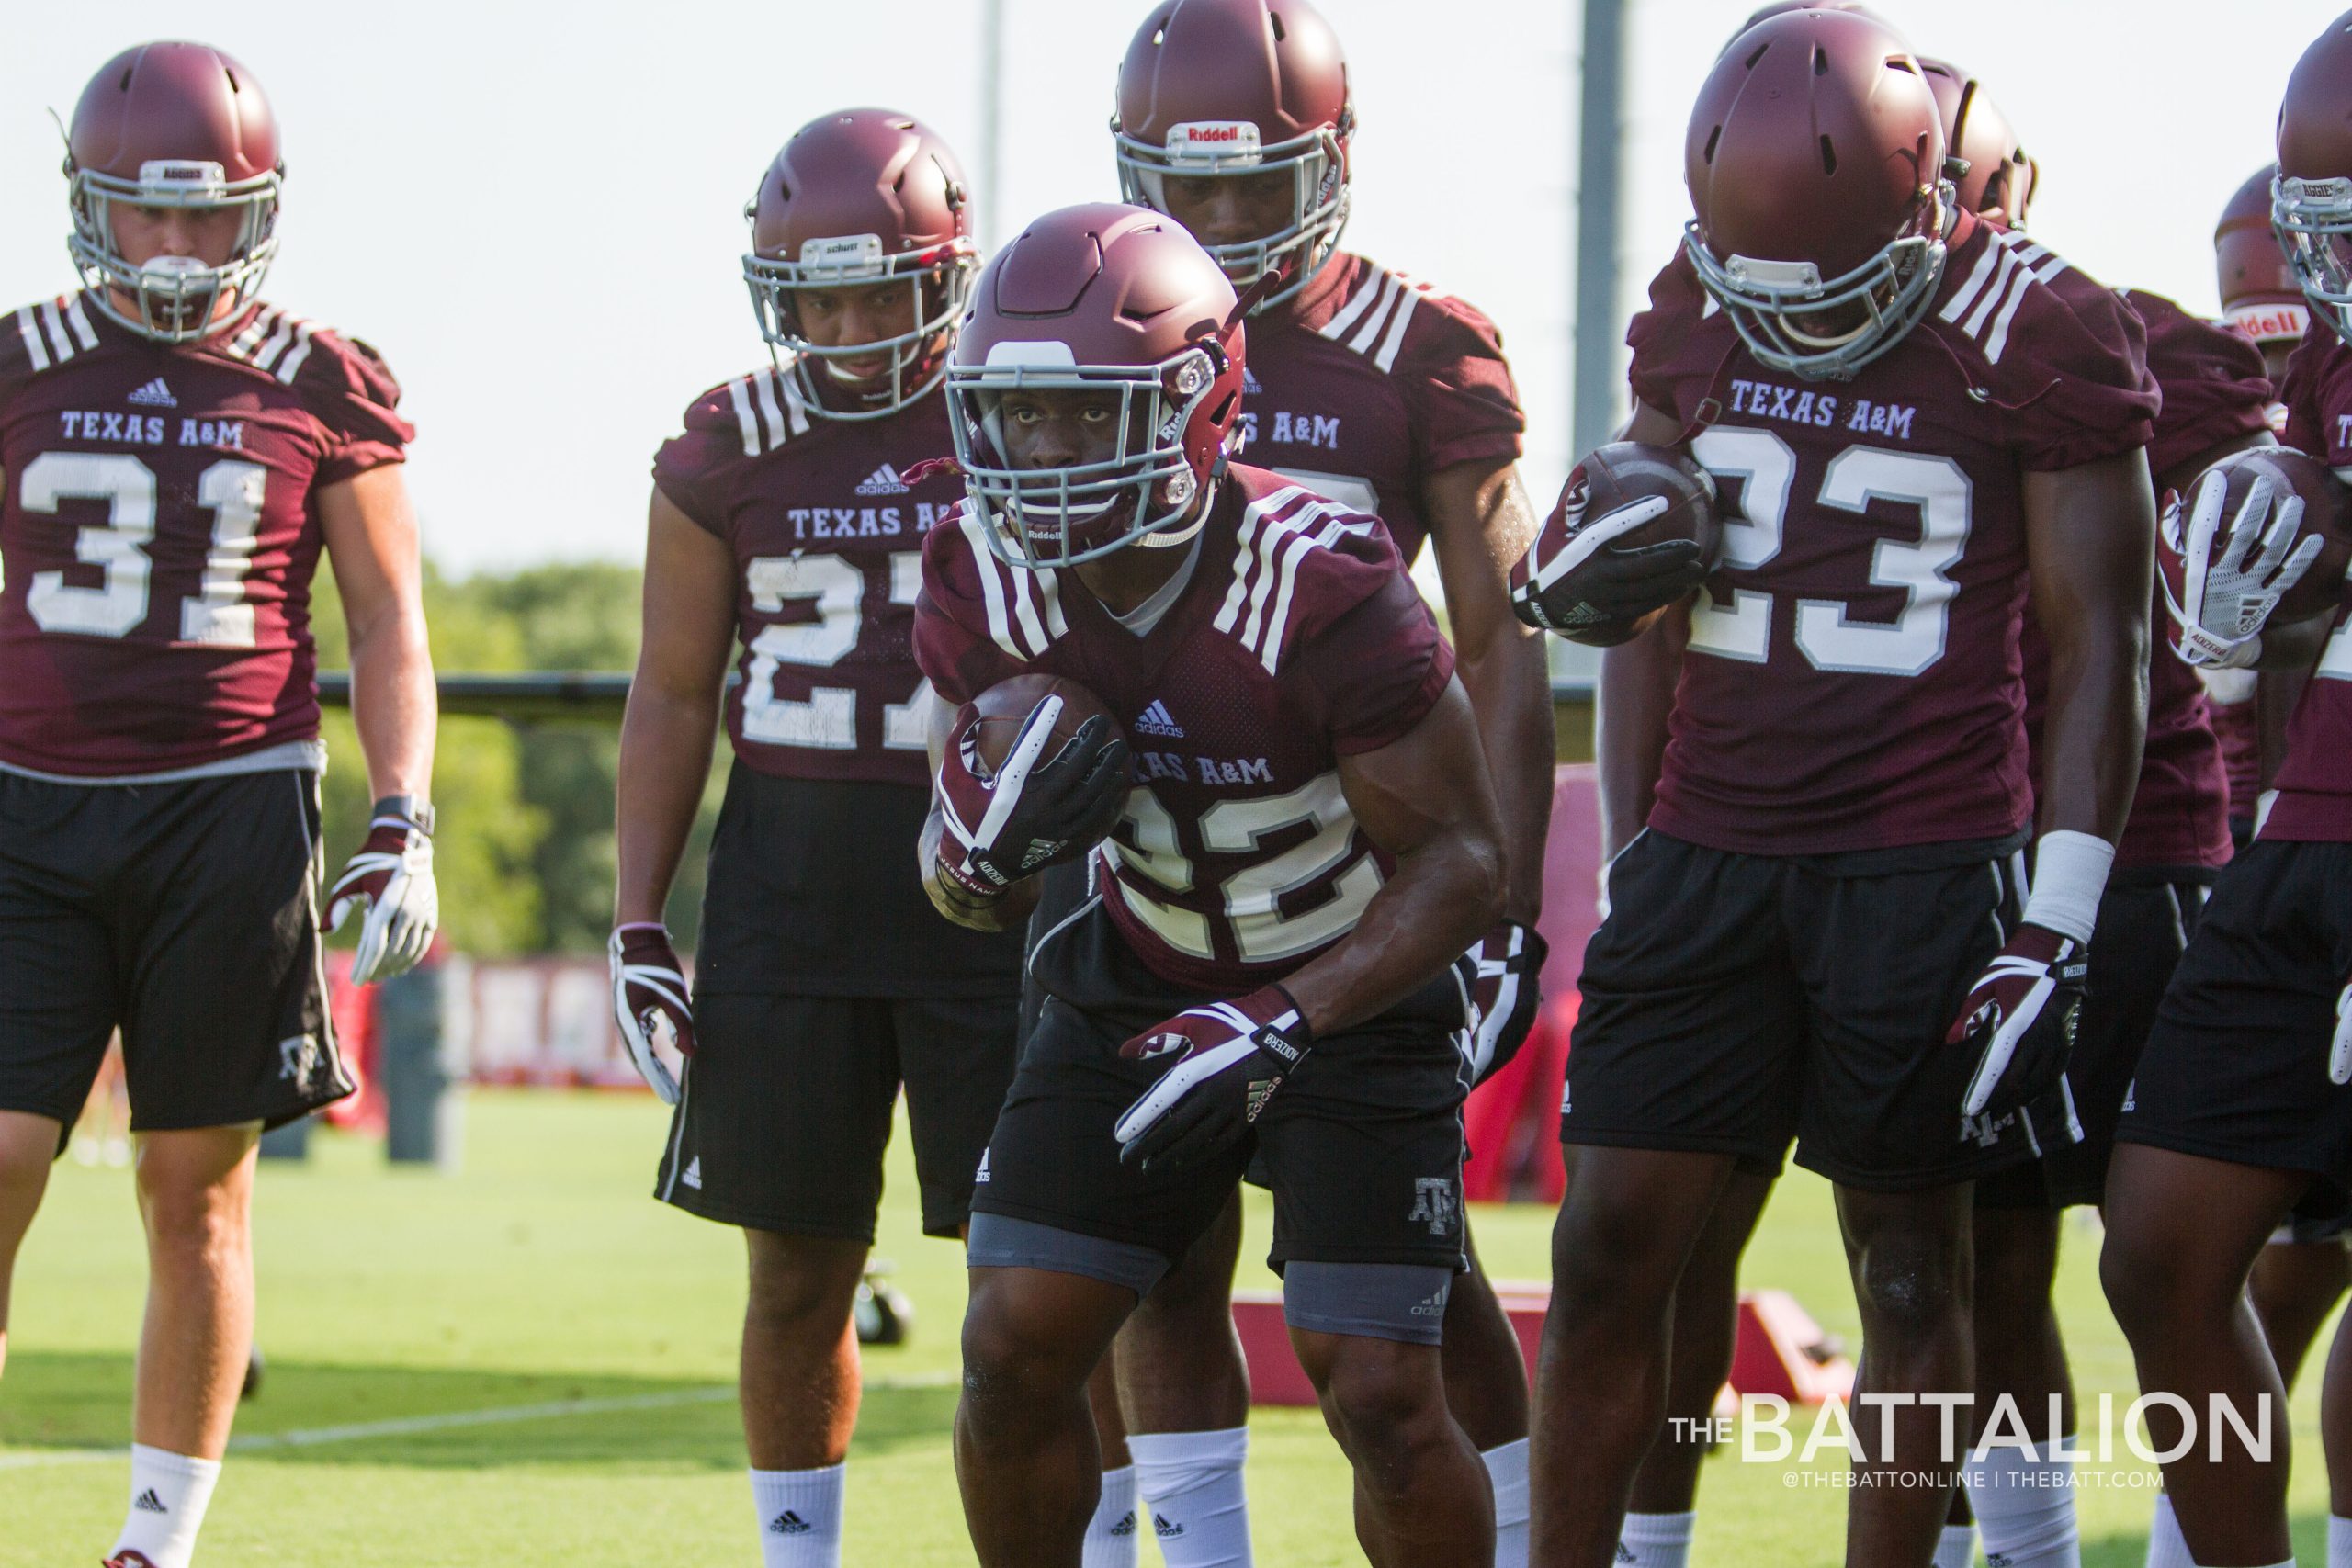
[
  {"xmin": 2203, "ymin": 670, "xmax": 2263, "ymax": 817},
  {"xmin": 2014, "ymin": 286, "xmax": 2255, "ymax": 873},
  {"xmin": 1235, "ymin": 254, "xmax": 1525, "ymax": 565},
  {"xmin": 914, "ymin": 464, "xmax": 1455, "ymax": 994},
  {"xmin": 0, "ymin": 292, "xmax": 410, "ymax": 777},
  {"xmin": 1627, "ymin": 216, "xmax": 2160, "ymax": 856},
  {"xmin": 653, "ymin": 366, "xmax": 966, "ymax": 788},
  {"xmin": 2267, "ymin": 324, "xmax": 2352, "ymax": 843}
]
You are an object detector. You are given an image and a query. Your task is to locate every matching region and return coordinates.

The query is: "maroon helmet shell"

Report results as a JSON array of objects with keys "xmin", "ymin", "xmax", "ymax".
[
  {"xmin": 1684, "ymin": 10, "xmax": 1948, "ymax": 379},
  {"xmin": 1917, "ymin": 58, "xmax": 2038, "ymax": 224},
  {"xmin": 946, "ymin": 203, "xmax": 1247, "ymax": 567},
  {"xmin": 1721, "ymin": 2, "xmax": 1890, "ymax": 55},
  {"xmin": 1112, "ymin": 0, "xmax": 1352, "ymax": 310},
  {"xmin": 2218, "ymin": 164, "xmax": 2308, "ymax": 344},
  {"xmin": 2275, "ymin": 12, "xmax": 2352, "ymax": 344},
  {"xmin": 65, "ymin": 40, "xmax": 283, "ymax": 343},
  {"xmin": 741, "ymin": 107, "xmax": 979, "ymax": 420}
]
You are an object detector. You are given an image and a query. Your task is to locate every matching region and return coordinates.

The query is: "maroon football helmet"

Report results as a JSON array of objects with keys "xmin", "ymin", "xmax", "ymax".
[
  {"xmin": 742, "ymin": 108, "xmax": 979, "ymax": 420},
  {"xmin": 1112, "ymin": 0, "xmax": 1351, "ymax": 311},
  {"xmin": 2275, "ymin": 17, "xmax": 2352, "ymax": 346},
  {"xmin": 2219, "ymin": 164, "xmax": 2308, "ymax": 347},
  {"xmin": 65, "ymin": 41, "xmax": 283, "ymax": 343},
  {"xmin": 1917, "ymin": 58, "xmax": 2037, "ymax": 225},
  {"xmin": 1684, "ymin": 9, "xmax": 1947, "ymax": 380},
  {"xmin": 946, "ymin": 203, "xmax": 1247, "ymax": 569}
]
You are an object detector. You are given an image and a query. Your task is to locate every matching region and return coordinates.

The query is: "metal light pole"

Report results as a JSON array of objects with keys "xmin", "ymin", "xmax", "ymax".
[
  {"xmin": 1573, "ymin": 0, "xmax": 1627, "ymax": 461},
  {"xmin": 979, "ymin": 0, "xmax": 1006, "ymax": 249}
]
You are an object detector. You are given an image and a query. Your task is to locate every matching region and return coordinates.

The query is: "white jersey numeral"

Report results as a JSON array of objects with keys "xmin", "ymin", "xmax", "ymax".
[
  {"xmin": 739, "ymin": 549, "xmax": 931, "ymax": 750},
  {"xmin": 1111, "ymin": 772, "xmax": 1377, "ymax": 964},
  {"xmin": 20, "ymin": 452, "xmax": 267, "ymax": 646},
  {"xmin": 1684, "ymin": 429, "xmax": 1975, "ymax": 678}
]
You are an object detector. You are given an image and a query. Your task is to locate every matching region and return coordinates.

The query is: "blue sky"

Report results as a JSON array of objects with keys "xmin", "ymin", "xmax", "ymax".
[{"xmin": 1, "ymin": 0, "xmax": 2337, "ymax": 573}]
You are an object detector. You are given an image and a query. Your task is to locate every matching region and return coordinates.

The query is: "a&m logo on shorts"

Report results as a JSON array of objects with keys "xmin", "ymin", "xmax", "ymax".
[{"xmin": 1408, "ymin": 1177, "xmax": 1459, "ymax": 1236}]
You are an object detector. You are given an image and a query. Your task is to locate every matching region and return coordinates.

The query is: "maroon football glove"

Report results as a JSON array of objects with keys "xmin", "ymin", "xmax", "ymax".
[
  {"xmin": 1457, "ymin": 919, "xmax": 1550, "ymax": 1087},
  {"xmin": 322, "ymin": 798, "xmax": 438, "ymax": 985},
  {"xmin": 933, "ymin": 695, "xmax": 1128, "ymax": 902},
  {"xmin": 1113, "ymin": 985, "xmax": 1312, "ymax": 1173},
  {"xmin": 1947, "ymin": 923, "xmax": 2087, "ymax": 1118},
  {"xmin": 609, "ymin": 922, "xmax": 694, "ymax": 1105}
]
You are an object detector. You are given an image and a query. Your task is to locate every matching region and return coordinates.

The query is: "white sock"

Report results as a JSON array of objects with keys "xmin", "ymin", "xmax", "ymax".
[
  {"xmin": 1935, "ymin": 1524, "xmax": 1978, "ymax": 1568},
  {"xmin": 2331, "ymin": 1516, "xmax": 2352, "ymax": 1568},
  {"xmin": 1483, "ymin": 1438, "xmax": 1530, "ymax": 1568},
  {"xmin": 1619, "ymin": 1510, "xmax": 1695, "ymax": 1568},
  {"xmin": 109, "ymin": 1445, "xmax": 221, "ymax": 1568},
  {"xmin": 1084, "ymin": 1462, "xmax": 1139, "ymax": 1568},
  {"xmin": 749, "ymin": 1462, "xmax": 844, "ymax": 1568},
  {"xmin": 1128, "ymin": 1427, "xmax": 1251, "ymax": 1566},
  {"xmin": 1964, "ymin": 1436, "xmax": 2079, "ymax": 1567},
  {"xmin": 2145, "ymin": 1494, "xmax": 2195, "ymax": 1568}
]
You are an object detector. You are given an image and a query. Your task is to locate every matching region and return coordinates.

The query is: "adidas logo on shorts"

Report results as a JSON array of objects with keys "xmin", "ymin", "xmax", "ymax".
[
  {"xmin": 769, "ymin": 1510, "xmax": 811, "ymax": 1535},
  {"xmin": 975, "ymin": 1148, "xmax": 990, "ymax": 1183},
  {"xmin": 1109, "ymin": 1510, "xmax": 1137, "ymax": 1538},
  {"xmin": 1153, "ymin": 1513, "xmax": 1184, "ymax": 1538},
  {"xmin": 854, "ymin": 463, "xmax": 910, "ymax": 495},
  {"xmin": 681, "ymin": 1156, "xmax": 703, "ymax": 1190},
  {"xmin": 127, "ymin": 378, "xmax": 176, "ymax": 408},
  {"xmin": 1133, "ymin": 700, "xmax": 1184, "ymax": 739}
]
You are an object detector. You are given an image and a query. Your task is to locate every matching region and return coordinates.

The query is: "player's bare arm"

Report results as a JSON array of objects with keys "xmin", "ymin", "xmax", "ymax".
[
  {"xmin": 613, "ymin": 488, "xmax": 734, "ymax": 928},
  {"xmin": 1590, "ymin": 398, "xmax": 1697, "ymax": 863},
  {"xmin": 1278, "ymin": 677, "xmax": 1504, "ymax": 1037},
  {"xmin": 320, "ymin": 463, "xmax": 435, "ymax": 802},
  {"xmin": 2026, "ymin": 452, "xmax": 2154, "ymax": 842},
  {"xmin": 1424, "ymin": 454, "xmax": 1551, "ymax": 924}
]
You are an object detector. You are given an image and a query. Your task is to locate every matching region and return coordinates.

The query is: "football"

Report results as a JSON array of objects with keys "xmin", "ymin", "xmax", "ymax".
[
  {"xmin": 966, "ymin": 673, "xmax": 1125, "ymax": 778},
  {"xmin": 1573, "ymin": 441, "xmax": 1723, "ymax": 567},
  {"xmin": 2193, "ymin": 446, "xmax": 2352, "ymax": 625}
]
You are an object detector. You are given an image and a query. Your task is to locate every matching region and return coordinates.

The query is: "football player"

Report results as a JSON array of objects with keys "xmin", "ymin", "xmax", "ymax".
[
  {"xmin": 2102, "ymin": 16, "xmax": 2352, "ymax": 1564},
  {"xmin": 609, "ymin": 110, "xmax": 1017, "ymax": 1568},
  {"xmin": 1520, "ymin": 14, "xmax": 2156, "ymax": 1564},
  {"xmin": 918, "ymin": 202, "xmax": 1504, "ymax": 1568},
  {"xmin": 1094, "ymin": 4, "xmax": 1554, "ymax": 1561},
  {"xmin": 0, "ymin": 42, "xmax": 435, "ymax": 1568}
]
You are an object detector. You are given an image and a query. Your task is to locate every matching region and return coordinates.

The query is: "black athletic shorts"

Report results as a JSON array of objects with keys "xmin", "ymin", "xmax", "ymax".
[
  {"xmin": 1565, "ymin": 829, "xmax": 2062, "ymax": 1191},
  {"xmin": 2119, "ymin": 840, "xmax": 2352, "ymax": 1190},
  {"xmin": 972, "ymin": 897, "xmax": 1472, "ymax": 1276},
  {"xmin": 0, "ymin": 768, "xmax": 348, "ymax": 1145},
  {"xmin": 1980, "ymin": 874, "xmax": 2209, "ymax": 1211},
  {"xmin": 655, "ymin": 990, "xmax": 1020, "ymax": 1240},
  {"xmin": 656, "ymin": 768, "xmax": 1024, "ymax": 1240}
]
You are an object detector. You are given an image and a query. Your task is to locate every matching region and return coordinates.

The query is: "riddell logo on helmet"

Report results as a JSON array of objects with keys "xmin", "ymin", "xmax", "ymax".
[
  {"xmin": 1168, "ymin": 121, "xmax": 1261, "ymax": 155},
  {"xmin": 2223, "ymin": 302, "xmax": 2312, "ymax": 343}
]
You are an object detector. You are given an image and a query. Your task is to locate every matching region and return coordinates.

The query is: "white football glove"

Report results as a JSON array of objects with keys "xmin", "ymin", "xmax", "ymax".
[
  {"xmin": 2159, "ymin": 466, "xmax": 2325, "ymax": 670},
  {"xmin": 322, "ymin": 800, "xmax": 439, "ymax": 986},
  {"xmin": 2330, "ymin": 977, "xmax": 2352, "ymax": 1088}
]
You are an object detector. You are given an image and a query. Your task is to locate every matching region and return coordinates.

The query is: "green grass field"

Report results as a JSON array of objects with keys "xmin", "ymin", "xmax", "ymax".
[{"xmin": 2, "ymin": 1089, "xmax": 2341, "ymax": 1564}]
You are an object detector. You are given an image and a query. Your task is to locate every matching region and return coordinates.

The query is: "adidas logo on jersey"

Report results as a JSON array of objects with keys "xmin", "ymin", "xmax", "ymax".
[
  {"xmin": 127, "ymin": 377, "xmax": 176, "ymax": 408},
  {"xmin": 1133, "ymin": 700, "xmax": 1185, "ymax": 739},
  {"xmin": 854, "ymin": 463, "xmax": 910, "ymax": 495},
  {"xmin": 768, "ymin": 1510, "xmax": 811, "ymax": 1536},
  {"xmin": 681, "ymin": 1156, "xmax": 703, "ymax": 1190},
  {"xmin": 1243, "ymin": 367, "xmax": 1262, "ymax": 394},
  {"xmin": 132, "ymin": 1488, "xmax": 169, "ymax": 1514}
]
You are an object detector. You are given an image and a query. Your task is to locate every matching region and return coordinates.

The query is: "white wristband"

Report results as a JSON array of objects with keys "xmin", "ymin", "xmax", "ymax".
[{"xmin": 2021, "ymin": 829, "xmax": 2116, "ymax": 945}]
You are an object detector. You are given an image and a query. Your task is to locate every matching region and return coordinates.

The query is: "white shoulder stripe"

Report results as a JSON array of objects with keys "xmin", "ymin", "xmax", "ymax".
[
  {"xmin": 751, "ymin": 370, "xmax": 787, "ymax": 451},
  {"xmin": 956, "ymin": 505, "xmax": 1029, "ymax": 659},
  {"xmin": 777, "ymin": 369, "xmax": 811, "ymax": 439},
  {"xmin": 1319, "ymin": 272, "xmax": 1391, "ymax": 344},
  {"xmin": 1939, "ymin": 240, "xmax": 2006, "ymax": 325},
  {"xmin": 253, "ymin": 310, "xmax": 301, "ymax": 371},
  {"xmin": 1982, "ymin": 269, "xmax": 2040, "ymax": 364},
  {"xmin": 1215, "ymin": 484, "xmax": 1315, "ymax": 640},
  {"xmin": 226, "ymin": 307, "xmax": 278, "ymax": 360},
  {"xmin": 38, "ymin": 299, "xmax": 74, "ymax": 363},
  {"xmin": 1345, "ymin": 278, "xmax": 1398, "ymax": 358},
  {"xmin": 1961, "ymin": 245, "xmax": 2022, "ymax": 341},
  {"xmin": 273, "ymin": 321, "xmax": 317, "ymax": 383},
  {"xmin": 62, "ymin": 295, "xmax": 96, "ymax": 350},
  {"xmin": 16, "ymin": 306, "xmax": 50, "ymax": 372},
  {"xmin": 1371, "ymin": 287, "xmax": 1419, "ymax": 374},
  {"xmin": 725, "ymin": 378, "xmax": 762, "ymax": 457}
]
